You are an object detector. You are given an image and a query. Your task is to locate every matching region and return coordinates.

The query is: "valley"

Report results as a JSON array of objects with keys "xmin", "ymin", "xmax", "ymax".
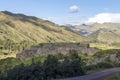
[{"xmin": 0, "ymin": 11, "xmax": 120, "ymax": 80}]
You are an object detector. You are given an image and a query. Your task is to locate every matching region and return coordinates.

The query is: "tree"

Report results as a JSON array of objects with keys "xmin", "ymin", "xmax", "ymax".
[
  {"xmin": 68, "ymin": 50, "xmax": 81, "ymax": 61},
  {"xmin": 44, "ymin": 55, "xmax": 60, "ymax": 79}
]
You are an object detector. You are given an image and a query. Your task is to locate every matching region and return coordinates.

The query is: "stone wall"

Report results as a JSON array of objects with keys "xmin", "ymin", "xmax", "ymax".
[{"xmin": 17, "ymin": 43, "xmax": 98, "ymax": 61}]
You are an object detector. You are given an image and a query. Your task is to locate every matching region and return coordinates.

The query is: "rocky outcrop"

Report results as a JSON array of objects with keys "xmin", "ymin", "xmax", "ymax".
[{"xmin": 16, "ymin": 43, "xmax": 99, "ymax": 61}]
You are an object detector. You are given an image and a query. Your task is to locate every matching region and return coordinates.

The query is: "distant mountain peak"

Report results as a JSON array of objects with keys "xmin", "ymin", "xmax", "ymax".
[
  {"xmin": 0, "ymin": 11, "xmax": 39, "ymax": 21},
  {"xmin": 1, "ymin": 11, "xmax": 13, "ymax": 15}
]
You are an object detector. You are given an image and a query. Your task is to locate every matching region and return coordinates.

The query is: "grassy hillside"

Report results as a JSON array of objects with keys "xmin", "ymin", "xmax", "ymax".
[
  {"xmin": 0, "ymin": 11, "xmax": 87, "ymax": 43},
  {"xmin": 88, "ymin": 29, "xmax": 120, "ymax": 44},
  {"xmin": 0, "ymin": 11, "xmax": 89, "ymax": 58}
]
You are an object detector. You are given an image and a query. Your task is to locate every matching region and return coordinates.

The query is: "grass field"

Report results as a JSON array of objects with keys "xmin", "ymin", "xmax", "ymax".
[
  {"xmin": 0, "ymin": 50, "xmax": 16, "ymax": 59},
  {"xmin": 105, "ymin": 73, "xmax": 120, "ymax": 80},
  {"xmin": 0, "ymin": 54, "xmax": 16, "ymax": 59},
  {"xmin": 90, "ymin": 43, "xmax": 120, "ymax": 50}
]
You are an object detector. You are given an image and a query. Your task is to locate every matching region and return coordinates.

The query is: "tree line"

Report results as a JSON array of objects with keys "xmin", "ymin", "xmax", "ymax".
[
  {"xmin": 0, "ymin": 50, "xmax": 85, "ymax": 80},
  {"xmin": 0, "ymin": 39, "xmax": 34, "ymax": 54}
]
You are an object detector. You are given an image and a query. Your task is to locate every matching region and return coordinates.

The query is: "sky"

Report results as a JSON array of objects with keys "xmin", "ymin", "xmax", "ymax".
[{"xmin": 0, "ymin": 0, "xmax": 120, "ymax": 25}]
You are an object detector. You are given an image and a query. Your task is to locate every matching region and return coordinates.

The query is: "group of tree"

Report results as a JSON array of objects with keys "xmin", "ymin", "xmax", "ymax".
[
  {"xmin": 0, "ymin": 50, "xmax": 85, "ymax": 80},
  {"xmin": 0, "ymin": 39, "xmax": 34, "ymax": 54}
]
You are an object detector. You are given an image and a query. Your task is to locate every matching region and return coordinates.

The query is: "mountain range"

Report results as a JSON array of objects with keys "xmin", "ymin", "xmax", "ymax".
[
  {"xmin": 68, "ymin": 23, "xmax": 120, "ymax": 36},
  {"xmin": 0, "ymin": 11, "xmax": 87, "ymax": 44},
  {"xmin": 0, "ymin": 11, "xmax": 120, "ymax": 44},
  {"xmin": 67, "ymin": 23, "xmax": 120, "ymax": 44}
]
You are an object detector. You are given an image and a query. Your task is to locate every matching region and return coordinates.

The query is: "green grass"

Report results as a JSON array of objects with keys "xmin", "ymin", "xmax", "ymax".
[
  {"xmin": 23, "ymin": 56, "xmax": 46, "ymax": 65},
  {"xmin": 90, "ymin": 43, "xmax": 120, "ymax": 50},
  {"xmin": 93, "ymin": 49, "xmax": 120, "ymax": 58},
  {"xmin": 0, "ymin": 50, "xmax": 16, "ymax": 59},
  {"xmin": 0, "ymin": 57, "xmax": 21, "ymax": 73},
  {"xmin": 83, "ymin": 61, "xmax": 116, "ymax": 74},
  {"xmin": 105, "ymin": 73, "xmax": 120, "ymax": 80},
  {"xmin": 0, "ymin": 11, "xmax": 88, "ymax": 43}
]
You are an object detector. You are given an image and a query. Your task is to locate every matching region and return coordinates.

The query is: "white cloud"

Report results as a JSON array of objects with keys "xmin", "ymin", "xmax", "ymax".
[
  {"xmin": 69, "ymin": 5, "xmax": 79, "ymax": 13},
  {"xmin": 86, "ymin": 13, "xmax": 120, "ymax": 23}
]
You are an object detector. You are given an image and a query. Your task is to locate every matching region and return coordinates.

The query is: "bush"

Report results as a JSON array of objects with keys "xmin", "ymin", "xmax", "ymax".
[
  {"xmin": 0, "ymin": 50, "xmax": 85, "ymax": 80},
  {"xmin": 97, "ymin": 62, "xmax": 114, "ymax": 68}
]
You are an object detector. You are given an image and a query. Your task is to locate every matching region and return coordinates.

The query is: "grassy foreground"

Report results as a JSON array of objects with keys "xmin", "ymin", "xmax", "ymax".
[{"xmin": 105, "ymin": 73, "xmax": 120, "ymax": 80}]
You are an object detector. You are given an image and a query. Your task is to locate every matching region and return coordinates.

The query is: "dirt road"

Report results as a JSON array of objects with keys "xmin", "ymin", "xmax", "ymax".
[{"xmin": 59, "ymin": 68, "xmax": 120, "ymax": 80}]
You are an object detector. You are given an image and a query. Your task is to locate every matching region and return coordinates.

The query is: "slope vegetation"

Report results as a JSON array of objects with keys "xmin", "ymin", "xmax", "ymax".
[
  {"xmin": 88, "ymin": 29, "xmax": 120, "ymax": 44},
  {"xmin": 0, "ymin": 11, "xmax": 87, "ymax": 43}
]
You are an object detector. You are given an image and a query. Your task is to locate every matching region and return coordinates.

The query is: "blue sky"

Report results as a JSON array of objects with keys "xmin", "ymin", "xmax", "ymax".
[{"xmin": 0, "ymin": 0, "xmax": 120, "ymax": 25}]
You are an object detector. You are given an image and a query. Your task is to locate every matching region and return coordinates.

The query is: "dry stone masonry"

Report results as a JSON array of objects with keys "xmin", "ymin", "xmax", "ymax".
[{"xmin": 17, "ymin": 43, "xmax": 98, "ymax": 61}]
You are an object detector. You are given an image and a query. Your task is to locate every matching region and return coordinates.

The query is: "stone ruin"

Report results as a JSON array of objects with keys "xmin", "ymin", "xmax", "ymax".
[{"xmin": 16, "ymin": 43, "xmax": 99, "ymax": 61}]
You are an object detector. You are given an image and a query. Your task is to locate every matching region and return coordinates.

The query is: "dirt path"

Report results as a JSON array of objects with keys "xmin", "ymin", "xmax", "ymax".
[{"xmin": 59, "ymin": 68, "xmax": 120, "ymax": 80}]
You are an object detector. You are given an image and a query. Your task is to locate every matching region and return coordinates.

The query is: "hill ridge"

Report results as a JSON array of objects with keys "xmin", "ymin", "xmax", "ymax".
[
  {"xmin": 0, "ymin": 11, "xmax": 88, "ymax": 44},
  {"xmin": 88, "ymin": 29, "xmax": 120, "ymax": 43}
]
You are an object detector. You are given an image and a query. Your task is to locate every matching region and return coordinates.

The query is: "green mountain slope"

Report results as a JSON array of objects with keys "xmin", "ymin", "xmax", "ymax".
[
  {"xmin": 0, "ymin": 11, "xmax": 88, "ymax": 43},
  {"xmin": 88, "ymin": 29, "xmax": 120, "ymax": 44}
]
